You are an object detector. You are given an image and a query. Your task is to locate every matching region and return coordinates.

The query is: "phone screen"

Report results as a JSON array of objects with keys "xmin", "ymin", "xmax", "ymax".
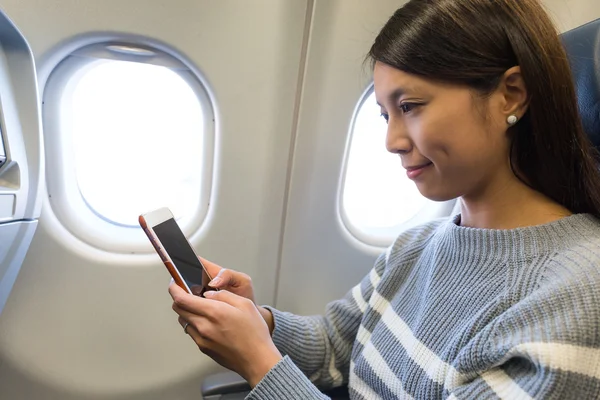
[{"xmin": 152, "ymin": 218, "xmax": 211, "ymax": 295}]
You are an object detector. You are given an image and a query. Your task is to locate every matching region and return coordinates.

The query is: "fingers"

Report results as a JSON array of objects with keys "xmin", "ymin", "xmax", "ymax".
[
  {"xmin": 178, "ymin": 316, "xmax": 213, "ymax": 351},
  {"xmin": 173, "ymin": 304, "xmax": 221, "ymax": 342},
  {"xmin": 195, "ymin": 257, "xmax": 253, "ymax": 292},
  {"xmin": 178, "ymin": 316, "xmax": 203, "ymax": 337},
  {"xmin": 208, "ymin": 268, "xmax": 251, "ymax": 290},
  {"xmin": 199, "ymin": 257, "xmax": 223, "ymax": 281},
  {"xmin": 171, "ymin": 284, "xmax": 252, "ymax": 323},
  {"xmin": 173, "ymin": 302, "xmax": 210, "ymax": 323},
  {"xmin": 204, "ymin": 289, "xmax": 252, "ymax": 309},
  {"xmin": 169, "ymin": 281, "xmax": 189, "ymax": 302},
  {"xmin": 179, "ymin": 316, "xmax": 192, "ymax": 334},
  {"xmin": 169, "ymin": 283, "xmax": 219, "ymax": 316},
  {"xmin": 207, "ymin": 268, "xmax": 227, "ymax": 288},
  {"xmin": 179, "ymin": 316, "xmax": 186, "ymax": 328}
]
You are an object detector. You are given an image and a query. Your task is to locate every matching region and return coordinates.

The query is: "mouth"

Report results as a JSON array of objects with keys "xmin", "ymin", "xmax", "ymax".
[
  {"xmin": 404, "ymin": 162, "xmax": 433, "ymax": 171},
  {"xmin": 404, "ymin": 162, "xmax": 433, "ymax": 179}
]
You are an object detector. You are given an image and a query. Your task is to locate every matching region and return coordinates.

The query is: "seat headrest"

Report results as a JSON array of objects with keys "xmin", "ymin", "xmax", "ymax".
[{"xmin": 561, "ymin": 18, "xmax": 600, "ymax": 149}]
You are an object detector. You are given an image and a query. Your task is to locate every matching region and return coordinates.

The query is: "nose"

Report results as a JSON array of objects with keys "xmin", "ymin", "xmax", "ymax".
[{"xmin": 385, "ymin": 118, "xmax": 412, "ymax": 154}]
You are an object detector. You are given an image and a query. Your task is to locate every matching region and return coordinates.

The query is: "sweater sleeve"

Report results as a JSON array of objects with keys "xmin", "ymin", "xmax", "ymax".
[
  {"xmin": 246, "ymin": 252, "xmax": 388, "ymax": 399},
  {"xmin": 448, "ymin": 248, "xmax": 600, "ymax": 400}
]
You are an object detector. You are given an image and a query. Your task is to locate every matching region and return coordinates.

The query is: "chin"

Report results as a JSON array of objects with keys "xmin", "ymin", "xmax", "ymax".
[{"xmin": 415, "ymin": 184, "xmax": 458, "ymax": 202}]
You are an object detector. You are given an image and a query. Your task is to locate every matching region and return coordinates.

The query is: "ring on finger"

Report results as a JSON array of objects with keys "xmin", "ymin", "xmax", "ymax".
[{"xmin": 183, "ymin": 322, "xmax": 190, "ymax": 334}]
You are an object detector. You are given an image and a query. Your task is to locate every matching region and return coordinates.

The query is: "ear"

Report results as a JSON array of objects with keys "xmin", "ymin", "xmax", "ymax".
[{"xmin": 497, "ymin": 66, "xmax": 529, "ymax": 119}]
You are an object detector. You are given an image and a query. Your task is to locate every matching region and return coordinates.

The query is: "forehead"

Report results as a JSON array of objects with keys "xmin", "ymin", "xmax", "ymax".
[{"xmin": 373, "ymin": 62, "xmax": 426, "ymax": 102}]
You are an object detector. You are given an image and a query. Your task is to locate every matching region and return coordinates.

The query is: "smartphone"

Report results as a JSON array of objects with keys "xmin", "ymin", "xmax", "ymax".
[{"xmin": 139, "ymin": 207, "xmax": 213, "ymax": 296}]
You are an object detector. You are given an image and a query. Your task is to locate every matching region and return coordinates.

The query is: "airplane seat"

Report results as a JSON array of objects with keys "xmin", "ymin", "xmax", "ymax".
[
  {"xmin": 561, "ymin": 18, "xmax": 600, "ymax": 149},
  {"xmin": 200, "ymin": 17, "xmax": 600, "ymax": 400}
]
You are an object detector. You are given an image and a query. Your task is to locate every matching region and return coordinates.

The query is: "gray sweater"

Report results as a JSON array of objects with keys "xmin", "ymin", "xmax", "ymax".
[{"xmin": 248, "ymin": 214, "xmax": 600, "ymax": 399}]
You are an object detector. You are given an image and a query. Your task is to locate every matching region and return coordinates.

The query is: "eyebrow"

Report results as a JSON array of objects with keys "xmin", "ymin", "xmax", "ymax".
[{"xmin": 376, "ymin": 87, "xmax": 407, "ymax": 107}]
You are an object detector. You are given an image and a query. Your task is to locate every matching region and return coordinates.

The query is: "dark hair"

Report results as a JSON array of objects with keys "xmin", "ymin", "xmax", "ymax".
[{"xmin": 369, "ymin": 0, "xmax": 600, "ymax": 217}]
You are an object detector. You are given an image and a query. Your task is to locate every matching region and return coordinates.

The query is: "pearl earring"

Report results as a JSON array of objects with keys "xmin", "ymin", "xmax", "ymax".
[{"xmin": 507, "ymin": 115, "xmax": 518, "ymax": 126}]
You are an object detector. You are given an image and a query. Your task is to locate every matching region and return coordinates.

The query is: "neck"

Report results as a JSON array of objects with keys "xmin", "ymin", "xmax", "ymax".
[{"xmin": 459, "ymin": 171, "xmax": 572, "ymax": 229}]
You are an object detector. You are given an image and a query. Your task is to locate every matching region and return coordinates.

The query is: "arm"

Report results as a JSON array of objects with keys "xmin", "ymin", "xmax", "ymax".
[{"xmin": 247, "ymin": 252, "xmax": 389, "ymax": 398}]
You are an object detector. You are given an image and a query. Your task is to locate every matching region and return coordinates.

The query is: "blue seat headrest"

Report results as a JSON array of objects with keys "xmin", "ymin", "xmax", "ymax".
[{"xmin": 561, "ymin": 18, "xmax": 600, "ymax": 149}]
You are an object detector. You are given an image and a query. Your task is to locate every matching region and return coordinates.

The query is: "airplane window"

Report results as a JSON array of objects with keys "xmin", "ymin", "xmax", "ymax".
[
  {"xmin": 43, "ymin": 42, "xmax": 214, "ymax": 253},
  {"xmin": 65, "ymin": 60, "xmax": 204, "ymax": 226},
  {"xmin": 341, "ymin": 88, "xmax": 454, "ymax": 246}
]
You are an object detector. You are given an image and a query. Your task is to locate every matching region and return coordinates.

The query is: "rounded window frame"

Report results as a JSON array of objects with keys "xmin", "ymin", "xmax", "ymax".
[
  {"xmin": 338, "ymin": 84, "xmax": 456, "ymax": 248},
  {"xmin": 43, "ymin": 41, "xmax": 216, "ymax": 254}
]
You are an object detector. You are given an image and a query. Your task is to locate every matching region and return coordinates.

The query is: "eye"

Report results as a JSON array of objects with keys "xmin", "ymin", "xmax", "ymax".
[
  {"xmin": 380, "ymin": 112, "xmax": 389, "ymax": 123},
  {"xmin": 399, "ymin": 103, "xmax": 417, "ymax": 114}
]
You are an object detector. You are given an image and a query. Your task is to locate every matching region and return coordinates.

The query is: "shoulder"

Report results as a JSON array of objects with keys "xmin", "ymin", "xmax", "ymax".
[
  {"xmin": 539, "ymin": 215, "xmax": 600, "ymax": 293},
  {"xmin": 385, "ymin": 216, "xmax": 450, "ymax": 265},
  {"xmin": 547, "ymin": 230, "xmax": 600, "ymax": 282},
  {"xmin": 486, "ymin": 215, "xmax": 600, "ymax": 348},
  {"xmin": 496, "ymin": 222, "xmax": 600, "ymax": 347}
]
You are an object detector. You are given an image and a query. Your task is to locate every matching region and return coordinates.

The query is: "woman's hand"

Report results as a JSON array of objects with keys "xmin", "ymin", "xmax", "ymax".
[
  {"xmin": 169, "ymin": 283, "xmax": 282, "ymax": 387},
  {"xmin": 200, "ymin": 258, "xmax": 274, "ymax": 334},
  {"xmin": 201, "ymin": 257, "xmax": 256, "ymax": 303}
]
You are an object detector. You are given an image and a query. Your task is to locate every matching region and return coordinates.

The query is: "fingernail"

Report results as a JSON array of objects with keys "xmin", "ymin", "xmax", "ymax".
[
  {"xmin": 204, "ymin": 290, "xmax": 216, "ymax": 298},
  {"xmin": 208, "ymin": 277, "xmax": 221, "ymax": 287}
]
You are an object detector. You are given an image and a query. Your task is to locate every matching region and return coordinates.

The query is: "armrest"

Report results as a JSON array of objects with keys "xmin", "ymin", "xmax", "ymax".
[
  {"xmin": 201, "ymin": 371, "xmax": 250, "ymax": 397},
  {"xmin": 201, "ymin": 371, "xmax": 350, "ymax": 399}
]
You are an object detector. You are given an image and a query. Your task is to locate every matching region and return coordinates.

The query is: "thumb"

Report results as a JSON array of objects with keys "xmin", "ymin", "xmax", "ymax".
[{"xmin": 208, "ymin": 268, "xmax": 238, "ymax": 288}]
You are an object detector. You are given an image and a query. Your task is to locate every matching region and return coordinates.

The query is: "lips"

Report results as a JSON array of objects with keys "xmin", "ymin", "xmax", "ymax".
[
  {"xmin": 404, "ymin": 162, "xmax": 432, "ymax": 171},
  {"xmin": 404, "ymin": 162, "xmax": 433, "ymax": 180}
]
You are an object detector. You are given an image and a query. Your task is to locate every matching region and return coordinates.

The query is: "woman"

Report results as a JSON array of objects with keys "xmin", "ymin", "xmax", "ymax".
[{"xmin": 170, "ymin": 0, "xmax": 600, "ymax": 398}]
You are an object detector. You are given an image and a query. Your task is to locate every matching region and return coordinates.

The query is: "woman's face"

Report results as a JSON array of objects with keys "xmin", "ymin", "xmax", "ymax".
[{"xmin": 373, "ymin": 61, "xmax": 513, "ymax": 202}]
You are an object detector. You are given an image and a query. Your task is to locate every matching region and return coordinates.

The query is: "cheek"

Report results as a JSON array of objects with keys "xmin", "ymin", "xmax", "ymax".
[
  {"xmin": 407, "ymin": 113, "xmax": 463, "ymax": 158},
  {"xmin": 407, "ymin": 99, "xmax": 461, "ymax": 153},
  {"xmin": 411, "ymin": 116, "xmax": 500, "ymax": 169},
  {"xmin": 407, "ymin": 93, "xmax": 506, "ymax": 167}
]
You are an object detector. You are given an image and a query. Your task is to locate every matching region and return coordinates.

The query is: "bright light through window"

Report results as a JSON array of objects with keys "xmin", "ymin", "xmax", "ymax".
[
  {"xmin": 342, "ymin": 90, "xmax": 432, "ymax": 230},
  {"xmin": 65, "ymin": 60, "xmax": 204, "ymax": 227}
]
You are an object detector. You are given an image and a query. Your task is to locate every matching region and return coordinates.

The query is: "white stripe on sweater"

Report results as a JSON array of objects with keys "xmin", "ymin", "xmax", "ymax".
[
  {"xmin": 362, "ymin": 341, "xmax": 415, "ymax": 399},
  {"xmin": 369, "ymin": 267, "xmax": 382, "ymax": 289},
  {"xmin": 380, "ymin": 305, "xmax": 464, "ymax": 387},
  {"xmin": 513, "ymin": 342, "xmax": 600, "ymax": 380},
  {"xmin": 369, "ymin": 289, "xmax": 391, "ymax": 315},
  {"xmin": 481, "ymin": 368, "xmax": 534, "ymax": 400},
  {"xmin": 385, "ymin": 244, "xmax": 393, "ymax": 263},
  {"xmin": 370, "ymin": 290, "xmax": 467, "ymax": 390},
  {"xmin": 356, "ymin": 325, "xmax": 371, "ymax": 346},
  {"xmin": 352, "ymin": 284, "xmax": 368, "ymax": 313},
  {"xmin": 350, "ymin": 370, "xmax": 383, "ymax": 400},
  {"xmin": 351, "ymin": 266, "xmax": 382, "ymax": 313}
]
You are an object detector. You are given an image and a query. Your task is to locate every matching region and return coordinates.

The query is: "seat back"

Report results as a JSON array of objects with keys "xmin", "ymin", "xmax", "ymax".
[{"xmin": 561, "ymin": 18, "xmax": 600, "ymax": 148}]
